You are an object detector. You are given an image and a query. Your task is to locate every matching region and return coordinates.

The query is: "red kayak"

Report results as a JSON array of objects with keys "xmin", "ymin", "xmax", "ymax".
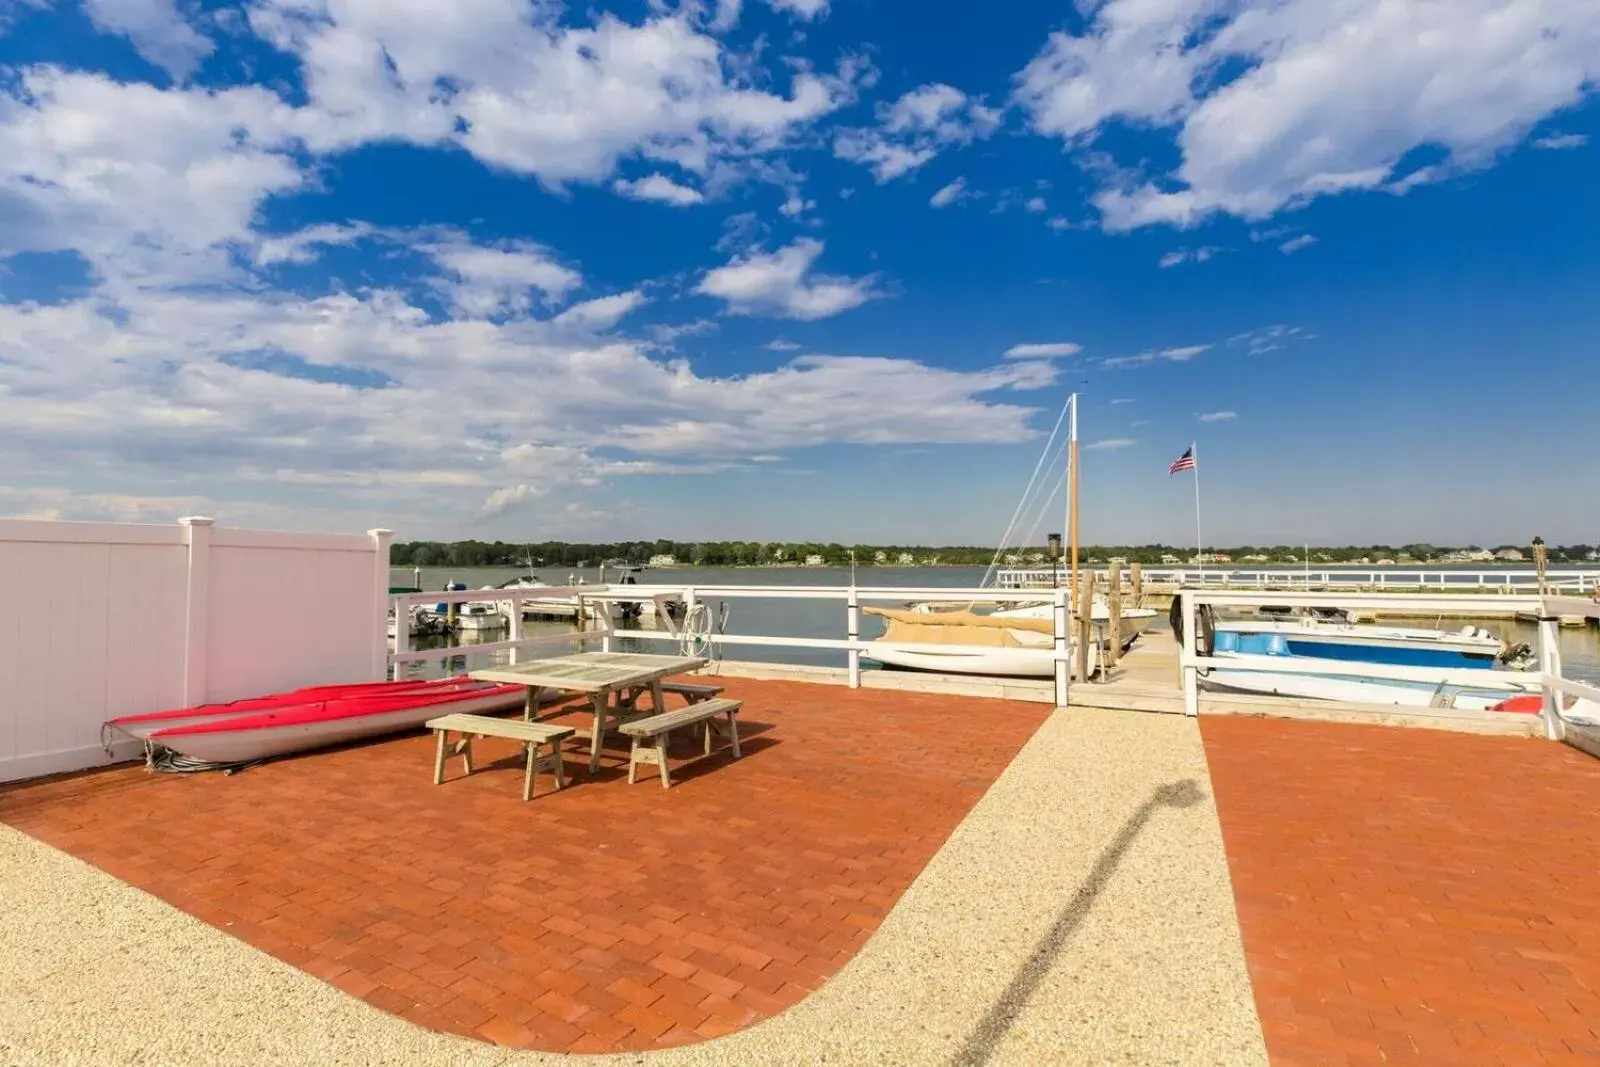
[{"xmin": 105, "ymin": 677, "xmax": 526, "ymax": 766}]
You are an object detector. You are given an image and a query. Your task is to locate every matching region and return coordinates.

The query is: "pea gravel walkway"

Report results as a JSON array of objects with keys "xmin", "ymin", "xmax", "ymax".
[{"xmin": 0, "ymin": 707, "xmax": 1265, "ymax": 1067}]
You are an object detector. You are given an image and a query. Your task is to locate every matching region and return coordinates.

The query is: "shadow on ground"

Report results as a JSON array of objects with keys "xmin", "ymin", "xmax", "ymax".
[{"xmin": 951, "ymin": 779, "xmax": 1206, "ymax": 1067}]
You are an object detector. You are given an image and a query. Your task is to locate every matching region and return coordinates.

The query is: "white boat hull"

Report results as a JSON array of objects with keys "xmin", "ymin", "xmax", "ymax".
[
  {"xmin": 152, "ymin": 690, "xmax": 525, "ymax": 764},
  {"xmin": 1202, "ymin": 667, "xmax": 1534, "ymax": 710},
  {"xmin": 862, "ymin": 642, "xmax": 1095, "ymax": 678}
]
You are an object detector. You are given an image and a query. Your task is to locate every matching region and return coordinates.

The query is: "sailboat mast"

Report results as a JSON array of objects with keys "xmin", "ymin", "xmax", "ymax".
[{"xmin": 1068, "ymin": 393, "xmax": 1079, "ymax": 616}]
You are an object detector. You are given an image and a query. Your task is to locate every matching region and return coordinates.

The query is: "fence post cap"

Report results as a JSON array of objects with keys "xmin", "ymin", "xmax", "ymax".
[{"xmin": 178, "ymin": 515, "xmax": 215, "ymax": 526}]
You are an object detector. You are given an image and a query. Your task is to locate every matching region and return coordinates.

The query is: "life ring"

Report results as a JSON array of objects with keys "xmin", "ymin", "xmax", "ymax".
[{"xmin": 1168, "ymin": 594, "xmax": 1215, "ymax": 655}]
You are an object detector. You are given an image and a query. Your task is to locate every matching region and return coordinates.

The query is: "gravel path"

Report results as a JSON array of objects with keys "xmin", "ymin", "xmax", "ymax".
[{"xmin": 0, "ymin": 707, "xmax": 1264, "ymax": 1066}]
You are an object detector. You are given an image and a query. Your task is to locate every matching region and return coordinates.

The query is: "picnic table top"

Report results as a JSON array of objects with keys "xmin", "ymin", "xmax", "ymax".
[{"xmin": 469, "ymin": 651, "xmax": 709, "ymax": 693}]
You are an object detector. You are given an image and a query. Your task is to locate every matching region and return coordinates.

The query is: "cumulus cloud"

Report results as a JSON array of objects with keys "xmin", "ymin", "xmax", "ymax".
[
  {"xmin": 421, "ymin": 236, "xmax": 583, "ymax": 318},
  {"xmin": 766, "ymin": 0, "xmax": 830, "ymax": 18},
  {"xmin": 613, "ymin": 174, "xmax": 706, "ymax": 206},
  {"xmin": 1004, "ymin": 342, "xmax": 1082, "ymax": 360},
  {"xmin": 835, "ymin": 83, "xmax": 1001, "ymax": 182},
  {"xmin": 929, "ymin": 177, "xmax": 971, "ymax": 208},
  {"xmin": 696, "ymin": 238, "xmax": 881, "ymax": 320},
  {"xmin": 1015, "ymin": 0, "xmax": 1600, "ymax": 229},
  {"xmin": 83, "ymin": 0, "xmax": 216, "ymax": 79}
]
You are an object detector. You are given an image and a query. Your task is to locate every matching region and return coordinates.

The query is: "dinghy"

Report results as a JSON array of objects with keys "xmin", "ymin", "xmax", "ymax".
[{"xmin": 105, "ymin": 677, "xmax": 525, "ymax": 768}]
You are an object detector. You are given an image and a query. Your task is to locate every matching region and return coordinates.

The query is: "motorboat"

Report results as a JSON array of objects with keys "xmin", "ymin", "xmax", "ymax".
[
  {"xmin": 860, "ymin": 607, "xmax": 1096, "ymax": 678},
  {"xmin": 105, "ymin": 677, "xmax": 527, "ymax": 768},
  {"xmin": 1213, "ymin": 606, "xmax": 1531, "ymax": 670}
]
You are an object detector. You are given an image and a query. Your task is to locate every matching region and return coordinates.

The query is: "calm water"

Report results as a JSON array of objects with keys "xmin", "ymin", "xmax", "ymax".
[{"xmin": 392, "ymin": 565, "xmax": 1600, "ymax": 685}]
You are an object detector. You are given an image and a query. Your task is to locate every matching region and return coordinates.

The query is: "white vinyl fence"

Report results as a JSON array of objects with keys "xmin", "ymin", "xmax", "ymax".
[{"xmin": 0, "ymin": 517, "xmax": 391, "ymax": 782}]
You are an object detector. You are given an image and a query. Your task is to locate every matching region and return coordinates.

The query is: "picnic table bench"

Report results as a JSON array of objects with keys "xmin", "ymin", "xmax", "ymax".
[
  {"xmin": 426, "ymin": 713, "xmax": 574, "ymax": 802},
  {"xmin": 659, "ymin": 680, "xmax": 725, "ymax": 703},
  {"xmin": 619, "ymin": 697, "xmax": 742, "ymax": 790}
]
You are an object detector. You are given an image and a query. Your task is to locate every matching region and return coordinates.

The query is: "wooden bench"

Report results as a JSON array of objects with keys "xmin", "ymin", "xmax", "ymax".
[
  {"xmin": 426, "ymin": 713, "xmax": 575, "ymax": 802},
  {"xmin": 618, "ymin": 698, "xmax": 742, "ymax": 790},
  {"xmin": 659, "ymin": 681, "xmax": 725, "ymax": 704}
]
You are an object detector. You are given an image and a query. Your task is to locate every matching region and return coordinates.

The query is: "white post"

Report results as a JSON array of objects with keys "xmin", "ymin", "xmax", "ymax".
[
  {"xmin": 508, "ymin": 593, "xmax": 524, "ymax": 664},
  {"xmin": 601, "ymin": 604, "xmax": 614, "ymax": 653},
  {"xmin": 1191, "ymin": 440, "xmax": 1203, "ymax": 578},
  {"xmin": 1537, "ymin": 608, "xmax": 1564, "ymax": 742},
  {"xmin": 1182, "ymin": 591, "xmax": 1200, "ymax": 717},
  {"xmin": 1053, "ymin": 586, "xmax": 1069, "ymax": 708},
  {"xmin": 179, "ymin": 516, "xmax": 214, "ymax": 706},
  {"xmin": 368, "ymin": 529, "xmax": 393, "ymax": 681},
  {"xmin": 847, "ymin": 588, "xmax": 861, "ymax": 689}
]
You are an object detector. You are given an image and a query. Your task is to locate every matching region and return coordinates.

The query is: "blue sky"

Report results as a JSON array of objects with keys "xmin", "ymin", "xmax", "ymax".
[{"xmin": 1, "ymin": 0, "xmax": 1597, "ymax": 547}]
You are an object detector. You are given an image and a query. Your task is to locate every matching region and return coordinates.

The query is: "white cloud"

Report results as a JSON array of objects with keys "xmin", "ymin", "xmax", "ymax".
[
  {"xmin": 1046, "ymin": 216, "xmax": 1072, "ymax": 232},
  {"xmin": 779, "ymin": 190, "xmax": 817, "ymax": 218},
  {"xmin": 1159, "ymin": 246, "xmax": 1219, "ymax": 268},
  {"xmin": 1533, "ymin": 133, "xmax": 1588, "ymax": 149},
  {"xmin": 245, "ymin": 4, "xmax": 862, "ymax": 186},
  {"xmin": 835, "ymin": 83, "xmax": 1001, "ymax": 182},
  {"xmin": 1199, "ymin": 411, "xmax": 1237, "ymax": 422},
  {"xmin": 613, "ymin": 174, "xmax": 706, "ymax": 206},
  {"xmin": 1279, "ymin": 234, "xmax": 1318, "ymax": 255},
  {"xmin": 1015, "ymin": 0, "xmax": 1600, "ymax": 229},
  {"xmin": 551, "ymin": 290, "xmax": 647, "ymax": 332},
  {"xmin": 765, "ymin": 339, "xmax": 802, "ymax": 351},
  {"xmin": 1025, "ymin": 196, "xmax": 1047, "ymax": 213},
  {"xmin": 422, "ymin": 236, "xmax": 583, "ymax": 318},
  {"xmin": 1004, "ymin": 342, "xmax": 1082, "ymax": 360},
  {"xmin": 1110, "ymin": 397, "xmax": 1134, "ymax": 404},
  {"xmin": 1229, "ymin": 324, "xmax": 1311, "ymax": 355},
  {"xmin": 1086, "ymin": 437, "xmax": 1138, "ymax": 451},
  {"xmin": 0, "ymin": 68, "xmax": 303, "ymax": 286},
  {"xmin": 254, "ymin": 223, "xmax": 374, "ymax": 267},
  {"xmin": 83, "ymin": 0, "xmax": 216, "ymax": 79},
  {"xmin": 766, "ymin": 0, "xmax": 830, "ymax": 18},
  {"xmin": 1102, "ymin": 343, "xmax": 1212, "ymax": 369},
  {"xmin": 0, "ymin": 277, "xmax": 1060, "ymax": 532},
  {"xmin": 709, "ymin": 0, "xmax": 743, "ymax": 32},
  {"xmin": 696, "ymin": 238, "xmax": 881, "ymax": 320},
  {"xmin": 929, "ymin": 177, "xmax": 970, "ymax": 208}
]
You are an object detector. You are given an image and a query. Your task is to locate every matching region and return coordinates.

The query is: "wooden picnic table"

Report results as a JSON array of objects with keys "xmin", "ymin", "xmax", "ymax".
[{"xmin": 470, "ymin": 652, "xmax": 709, "ymax": 772}]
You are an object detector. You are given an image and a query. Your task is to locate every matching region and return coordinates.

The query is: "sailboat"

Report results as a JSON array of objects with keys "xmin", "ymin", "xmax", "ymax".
[{"xmin": 862, "ymin": 393, "xmax": 1129, "ymax": 677}]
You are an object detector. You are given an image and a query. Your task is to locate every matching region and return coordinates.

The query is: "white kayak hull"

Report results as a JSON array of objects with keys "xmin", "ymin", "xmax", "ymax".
[{"xmin": 150, "ymin": 690, "xmax": 524, "ymax": 764}]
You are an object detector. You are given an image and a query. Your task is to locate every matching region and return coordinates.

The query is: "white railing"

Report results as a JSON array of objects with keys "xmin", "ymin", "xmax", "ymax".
[
  {"xmin": 999, "ymin": 566, "xmax": 1599, "ymax": 593},
  {"xmin": 389, "ymin": 584, "xmax": 1086, "ymax": 705},
  {"xmin": 1174, "ymin": 590, "xmax": 1600, "ymax": 742}
]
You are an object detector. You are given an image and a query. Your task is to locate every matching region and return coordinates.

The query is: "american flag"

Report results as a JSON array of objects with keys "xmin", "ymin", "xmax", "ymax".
[{"xmin": 1168, "ymin": 447, "xmax": 1196, "ymax": 476}]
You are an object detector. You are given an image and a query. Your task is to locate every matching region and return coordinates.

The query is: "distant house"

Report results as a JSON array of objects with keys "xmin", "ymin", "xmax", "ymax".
[
  {"xmin": 873, "ymin": 550, "xmax": 887, "ymax": 564},
  {"xmin": 648, "ymin": 554, "xmax": 677, "ymax": 567},
  {"xmin": 804, "ymin": 554, "xmax": 825, "ymax": 566},
  {"xmin": 1242, "ymin": 554, "xmax": 1270, "ymax": 563},
  {"xmin": 897, "ymin": 552, "xmax": 916, "ymax": 566},
  {"xmin": 1161, "ymin": 554, "xmax": 1181, "ymax": 565},
  {"xmin": 1495, "ymin": 548, "xmax": 1525, "ymax": 562}
]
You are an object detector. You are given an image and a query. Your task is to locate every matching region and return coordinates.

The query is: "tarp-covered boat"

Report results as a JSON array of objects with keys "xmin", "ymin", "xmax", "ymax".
[
  {"xmin": 860, "ymin": 608, "xmax": 1094, "ymax": 677},
  {"xmin": 105, "ymin": 677, "xmax": 525, "ymax": 769}
]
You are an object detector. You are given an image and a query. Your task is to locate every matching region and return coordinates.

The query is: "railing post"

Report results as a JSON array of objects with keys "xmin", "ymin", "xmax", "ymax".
[
  {"xmin": 178, "ymin": 516, "xmax": 215, "ymax": 706},
  {"xmin": 1053, "ymin": 586, "xmax": 1069, "ymax": 708},
  {"xmin": 1182, "ymin": 591, "xmax": 1199, "ymax": 717},
  {"xmin": 508, "ymin": 592, "xmax": 523, "ymax": 664},
  {"xmin": 367, "ymin": 528, "xmax": 393, "ymax": 681},
  {"xmin": 846, "ymin": 588, "xmax": 861, "ymax": 689},
  {"xmin": 1536, "ymin": 607, "xmax": 1565, "ymax": 742}
]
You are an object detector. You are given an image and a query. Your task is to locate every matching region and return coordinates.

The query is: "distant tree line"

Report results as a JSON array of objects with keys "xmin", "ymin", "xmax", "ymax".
[{"xmin": 390, "ymin": 540, "xmax": 1597, "ymax": 568}]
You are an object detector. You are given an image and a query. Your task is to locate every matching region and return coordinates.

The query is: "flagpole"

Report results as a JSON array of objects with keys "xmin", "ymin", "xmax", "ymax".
[
  {"xmin": 1192, "ymin": 439, "xmax": 1203, "ymax": 579},
  {"xmin": 1068, "ymin": 393, "xmax": 1079, "ymax": 617}
]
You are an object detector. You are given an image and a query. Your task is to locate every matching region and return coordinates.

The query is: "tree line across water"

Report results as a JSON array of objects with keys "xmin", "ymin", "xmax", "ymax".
[{"xmin": 390, "ymin": 540, "xmax": 1598, "ymax": 569}]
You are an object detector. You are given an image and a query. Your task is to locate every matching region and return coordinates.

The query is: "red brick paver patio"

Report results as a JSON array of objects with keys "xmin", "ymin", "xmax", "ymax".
[
  {"xmin": 1203, "ymin": 716, "xmax": 1600, "ymax": 1066},
  {"xmin": 0, "ymin": 678, "xmax": 1049, "ymax": 1054}
]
